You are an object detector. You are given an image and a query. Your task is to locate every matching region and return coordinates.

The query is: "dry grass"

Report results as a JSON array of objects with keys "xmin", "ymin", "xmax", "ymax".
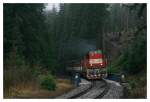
[
  {"xmin": 125, "ymin": 74, "xmax": 147, "ymax": 98},
  {"xmin": 129, "ymin": 86, "xmax": 147, "ymax": 98},
  {"xmin": 4, "ymin": 78, "xmax": 74, "ymax": 98}
]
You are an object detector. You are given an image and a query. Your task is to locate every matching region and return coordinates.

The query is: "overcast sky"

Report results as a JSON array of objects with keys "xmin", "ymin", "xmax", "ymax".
[{"xmin": 44, "ymin": 3, "xmax": 60, "ymax": 11}]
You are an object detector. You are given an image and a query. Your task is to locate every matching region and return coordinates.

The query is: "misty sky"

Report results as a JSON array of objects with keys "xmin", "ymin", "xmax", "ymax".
[{"xmin": 45, "ymin": 3, "xmax": 60, "ymax": 11}]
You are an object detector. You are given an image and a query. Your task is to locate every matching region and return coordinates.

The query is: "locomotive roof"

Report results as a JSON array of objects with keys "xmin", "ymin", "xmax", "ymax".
[{"xmin": 89, "ymin": 49, "xmax": 102, "ymax": 54}]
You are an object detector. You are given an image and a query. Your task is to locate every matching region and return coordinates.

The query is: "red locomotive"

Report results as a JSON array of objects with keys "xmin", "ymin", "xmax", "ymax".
[
  {"xmin": 67, "ymin": 49, "xmax": 107, "ymax": 79},
  {"xmin": 81, "ymin": 50, "xmax": 107, "ymax": 79}
]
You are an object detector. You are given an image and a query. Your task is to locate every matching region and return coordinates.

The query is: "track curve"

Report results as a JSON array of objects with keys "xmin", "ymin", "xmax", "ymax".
[
  {"xmin": 76, "ymin": 79, "xmax": 109, "ymax": 99},
  {"xmin": 95, "ymin": 79, "xmax": 110, "ymax": 99},
  {"xmin": 56, "ymin": 78, "xmax": 110, "ymax": 99}
]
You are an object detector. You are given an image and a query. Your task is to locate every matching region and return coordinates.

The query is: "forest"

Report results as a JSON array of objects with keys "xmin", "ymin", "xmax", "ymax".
[{"xmin": 4, "ymin": 3, "xmax": 146, "ymax": 98}]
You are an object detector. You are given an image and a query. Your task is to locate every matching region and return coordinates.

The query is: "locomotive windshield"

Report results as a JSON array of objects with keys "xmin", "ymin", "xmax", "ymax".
[{"xmin": 87, "ymin": 68, "xmax": 100, "ymax": 75}]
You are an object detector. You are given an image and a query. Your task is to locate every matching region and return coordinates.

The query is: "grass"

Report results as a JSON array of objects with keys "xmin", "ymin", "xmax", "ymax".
[
  {"xmin": 128, "ymin": 86, "xmax": 146, "ymax": 98},
  {"xmin": 4, "ymin": 78, "xmax": 74, "ymax": 98},
  {"xmin": 124, "ymin": 74, "xmax": 147, "ymax": 98}
]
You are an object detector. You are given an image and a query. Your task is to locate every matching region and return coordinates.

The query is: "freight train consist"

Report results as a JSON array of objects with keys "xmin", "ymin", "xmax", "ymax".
[{"xmin": 67, "ymin": 50, "xmax": 107, "ymax": 79}]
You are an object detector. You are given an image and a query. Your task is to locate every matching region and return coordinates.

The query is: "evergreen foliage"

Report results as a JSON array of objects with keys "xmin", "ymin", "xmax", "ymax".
[
  {"xmin": 38, "ymin": 74, "xmax": 56, "ymax": 91},
  {"xmin": 4, "ymin": 4, "xmax": 146, "ymax": 96}
]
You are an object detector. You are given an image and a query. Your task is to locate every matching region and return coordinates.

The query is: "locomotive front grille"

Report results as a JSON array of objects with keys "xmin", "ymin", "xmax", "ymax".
[{"xmin": 86, "ymin": 68, "xmax": 107, "ymax": 79}]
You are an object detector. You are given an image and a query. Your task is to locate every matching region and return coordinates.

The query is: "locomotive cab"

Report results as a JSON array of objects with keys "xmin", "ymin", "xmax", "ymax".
[{"xmin": 82, "ymin": 50, "xmax": 107, "ymax": 79}]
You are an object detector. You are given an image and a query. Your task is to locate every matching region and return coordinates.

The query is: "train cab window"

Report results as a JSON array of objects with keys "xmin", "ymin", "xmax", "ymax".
[
  {"xmin": 94, "ymin": 69, "xmax": 100, "ymax": 74},
  {"xmin": 87, "ymin": 69, "xmax": 93, "ymax": 75}
]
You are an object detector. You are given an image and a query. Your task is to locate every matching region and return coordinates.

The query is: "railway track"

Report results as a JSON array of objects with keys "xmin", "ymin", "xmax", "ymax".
[
  {"xmin": 70, "ymin": 84, "xmax": 92, "ymax": 98},
  {"xmin": 56, "ymin": 81, "xmax": 92, "ymax": 99},
  {"xmin": 75, "ymin": 79, "xmax": 109, "ymax": 99},
  {"xmin": 56, "ymin": 79, "xmax": 110, "ymax": 99},
  {"xmin": 95, "ymin": 79, "xmax": 110, "ymax": 99}
]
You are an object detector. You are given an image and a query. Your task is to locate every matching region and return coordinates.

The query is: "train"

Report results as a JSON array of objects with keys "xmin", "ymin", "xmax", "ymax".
[{"xmin": 67, "ymin": 49, "xmax": 108, "ymax": 79}]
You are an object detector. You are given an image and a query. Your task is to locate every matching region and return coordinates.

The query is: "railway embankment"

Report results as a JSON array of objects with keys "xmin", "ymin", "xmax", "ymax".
[
  {"xmin": 102, "ymin": 79, "xmax": 123, "ymax": 99},
  {"xmin": 56, "ymin": 78, "xmax": 124, "ymax": 99}
]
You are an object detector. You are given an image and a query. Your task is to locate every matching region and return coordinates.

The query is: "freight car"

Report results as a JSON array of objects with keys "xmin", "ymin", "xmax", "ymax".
[{"xmin": 67, "ymin": 49, "xmax": 107, "ymax": 79}]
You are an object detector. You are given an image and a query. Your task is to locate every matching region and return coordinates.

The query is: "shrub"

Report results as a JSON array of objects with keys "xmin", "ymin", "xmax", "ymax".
[
  {"xmin": 122, "ymin": 31, "xmax": 146, "ymax": 74},
  {"xmin": 4, "ymin": 54, "xmax": 34, "ymax": 90},
  {"xmin": 38, "ymin": 74, "xmax": 56, "ymax": 91}
]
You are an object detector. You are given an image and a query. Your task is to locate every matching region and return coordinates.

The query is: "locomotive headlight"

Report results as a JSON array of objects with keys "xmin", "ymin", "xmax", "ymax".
[{"xmin": 100, "ymin": 63, "xmax": 103, "ymax": 66}]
